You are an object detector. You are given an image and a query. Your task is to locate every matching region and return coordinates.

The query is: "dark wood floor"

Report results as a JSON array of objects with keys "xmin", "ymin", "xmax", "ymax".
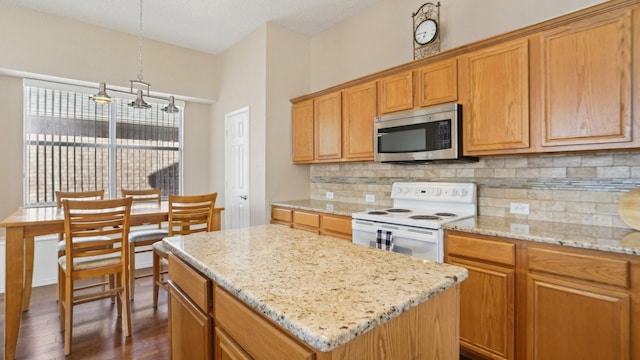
[{"xmin": 0, "ymin": 269, "xmax": 169, "ymax": 359}]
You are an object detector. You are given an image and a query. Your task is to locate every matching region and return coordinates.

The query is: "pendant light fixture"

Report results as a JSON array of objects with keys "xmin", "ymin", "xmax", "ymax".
[{"xmin": 89, "ymin": 0, "xmax": 180, "ymax": 113}]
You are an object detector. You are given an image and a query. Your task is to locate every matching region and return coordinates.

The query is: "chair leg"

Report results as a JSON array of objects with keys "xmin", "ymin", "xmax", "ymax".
[
  {"xmin": 58, "ymin": 265, "xmax": 65, "ymax": 331},
  {"xmin": 129, "ymin": 242, "xmax": 136, "ymax": 301},
  {"xmin": 152, "ymin": 249, "xmax": 160, "ymax": 308},
  {"xmin": 64, "ymin": 274, "xmax": 73, "ymax": 356},
  {"xmin": 121, "ymin": 272, "xmax": 132, "ymax": 337},
  {"xmin": 57, "ymin": 264, "xmax": 64, "ymax": 320}
]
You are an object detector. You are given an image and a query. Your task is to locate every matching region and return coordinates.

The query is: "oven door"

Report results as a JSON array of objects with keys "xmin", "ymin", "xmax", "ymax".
[{"xmin": 351, "ymin": 219, "xmax": 442, "ymax": 262}]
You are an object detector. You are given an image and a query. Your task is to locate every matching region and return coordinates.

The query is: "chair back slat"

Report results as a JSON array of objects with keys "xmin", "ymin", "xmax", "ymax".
[
  {"xmin": 168, "ymin": 193, "xmax": 217, "ymax": 236},
  {"xmin": 121, "ymin": 188, "xmax": 162, "ymax": 204},
  {"xmin": 56, "ymin": 190, "xmax": 105, "ymax": 208}
]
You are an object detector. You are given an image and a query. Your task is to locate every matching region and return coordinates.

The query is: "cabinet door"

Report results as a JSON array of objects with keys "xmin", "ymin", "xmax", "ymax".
[
  {"xmin": 168, "ymin": 282, "xmax": 213, "ymax": 360},
  {"xmin": 320, "ymin": 213, "xmax": 352, "ymax": 240},
  {"xmin": 459, "ymin": 38, "xmax": 530, "ymax": 155},
  {"xmin": 415, "ymin": 58, "xmax": 458, "ymax": 107},
  {"xmin": 270, "ymin": 206, "xmax": 292, "ymax": 226},
  {"xmin": 292, "ymin": 210, "xmax": 320, "ymax": 233},
  {"xmin": 342, "ymin": 81, "xmax": 376, "ymax": 161},
  {"xmin": 378, "ymin": 71, "xmax": 413, "ymax": 114},
  {"xmin": 314, "ymin": 91, "xmax": 342, "ymax": 160},
  {"xmin": 449, "ymin": 256, "xmax": 515, "ymax": 360},
  {"xmin": 527, "ymin": 274, "xmax": 631, "ymax": 360},
  {"xmin": 535, "ymin": 7, "xmax": 634, "ymax": 150},
  {"xmin": 215, "ymin": 328, "xmax": 252, "ymax": 360},
  {"xmin": 291, "ymin": 99, "xmax": 314, "ymax": 163}
]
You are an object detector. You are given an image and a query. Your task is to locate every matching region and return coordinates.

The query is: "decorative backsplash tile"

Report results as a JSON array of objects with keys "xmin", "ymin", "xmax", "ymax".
[{"xmin": 310, "ymin": 150, "xmax": 640, "ymax": 229}]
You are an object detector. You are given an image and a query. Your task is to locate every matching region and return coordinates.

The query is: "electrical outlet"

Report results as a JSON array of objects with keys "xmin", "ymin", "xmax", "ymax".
[
  {"xmin": 326, "ymin": 191, "xmax": 334, "ymax": 199},
  {"xmin": 510, "ymin": 202, "xmax": 530, "ymax": 215},
  {"xmin": 510, "ymin": 223, "xmax": 530, "ymax": 234},
  {"xmin": 365, "ymin": 194, "xmax": 375, "ymax": 203}
]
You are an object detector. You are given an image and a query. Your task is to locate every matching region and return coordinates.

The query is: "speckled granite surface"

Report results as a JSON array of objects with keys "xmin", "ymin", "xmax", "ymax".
[
  {"xmin": 163, "ymin": 224, "xmax": 467, "ymax": 352},
  {"xmin": 273, "ymin": 200, "xmax": 640, "ymax": 256},
  {"xmin": 445, "ymin": 216, "xmax": 640, "ymax": 256},
  {"xmin": 271, "ymin": 200, "xmax": 370, "ymax": 217}
]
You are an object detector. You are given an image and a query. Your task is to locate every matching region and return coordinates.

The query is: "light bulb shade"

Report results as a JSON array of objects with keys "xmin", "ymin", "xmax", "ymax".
[
  {"xmin": 90, "ymin": 83, "xmax": 112, "ymax": 104},
  {"xmin": 162, "ymin": 96, "xmax": 180, "ymax": 113},
  {"xmin": 129, "ymin": 89, "xmax": 152, "ymax": 109}
]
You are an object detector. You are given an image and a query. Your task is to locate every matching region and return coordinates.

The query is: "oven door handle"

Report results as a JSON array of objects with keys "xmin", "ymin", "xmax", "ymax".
[{"xmin": 352, "ymin": 220, "xmax": 438, "ymax": 243}]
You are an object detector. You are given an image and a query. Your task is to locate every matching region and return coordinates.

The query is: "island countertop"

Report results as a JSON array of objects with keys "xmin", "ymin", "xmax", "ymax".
[{"xmin": 163, "ymin": 224, "xmax": 467, "ymax": 352}]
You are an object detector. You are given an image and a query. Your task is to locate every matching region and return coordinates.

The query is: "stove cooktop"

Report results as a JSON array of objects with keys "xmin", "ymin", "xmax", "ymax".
[
  {"xmin": 352, "ymin": 182, "xmax": 478, "ymax": 229},
  {"xmin": 353, "ymin": 207, "xmax": 474, "ymax": 229}
]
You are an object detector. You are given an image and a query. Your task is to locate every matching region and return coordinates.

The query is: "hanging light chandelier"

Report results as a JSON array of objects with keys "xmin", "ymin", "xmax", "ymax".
[{"xmin": 90, "ymin": 0, "xmax": 180, "ymax": 113}]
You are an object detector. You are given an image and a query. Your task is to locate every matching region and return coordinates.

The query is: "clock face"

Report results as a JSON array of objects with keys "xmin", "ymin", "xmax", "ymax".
[{"xmin": 414, "ymin": 19, "xmax": 438, "ymax": 45}]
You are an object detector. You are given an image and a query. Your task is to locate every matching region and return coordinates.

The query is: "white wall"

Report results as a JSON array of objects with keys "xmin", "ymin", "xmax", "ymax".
[
  {"xmin": 265, "ymin": 24, "xmax": 313, "ymax": 222},
  {"xmin": 308, "ymin": 0, "xmax": 608, "ymax": 91},
  {"xmin": 211, "ymin": 25, "xmax": 268, "ymax": 225}
]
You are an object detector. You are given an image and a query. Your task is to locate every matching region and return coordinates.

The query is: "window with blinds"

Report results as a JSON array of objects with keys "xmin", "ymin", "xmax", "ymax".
[{"xmin": 23, "ymin": 81, "xmax": 182, "ymax": 206}]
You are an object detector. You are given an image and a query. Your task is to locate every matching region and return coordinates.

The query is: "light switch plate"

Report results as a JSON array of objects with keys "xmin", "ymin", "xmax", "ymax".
[
  {"xmin": 326, "ymin": 191, "xmax": 334, "ymax": 199},
  {"xmin": 365, "ymin": 194, "xmax": 375, "ymax": 203}
]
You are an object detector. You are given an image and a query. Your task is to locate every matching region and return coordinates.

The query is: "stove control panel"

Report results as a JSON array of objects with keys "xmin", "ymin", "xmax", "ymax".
[{"xmin": 392, "ymin": 182, "xmax": 476, "ymax": 203}]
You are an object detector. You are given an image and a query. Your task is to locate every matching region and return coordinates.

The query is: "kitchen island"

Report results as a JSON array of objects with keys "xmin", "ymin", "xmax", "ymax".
[{"xmin": 164, "ymin": 224, "xmax": 468, "ymax": 359}]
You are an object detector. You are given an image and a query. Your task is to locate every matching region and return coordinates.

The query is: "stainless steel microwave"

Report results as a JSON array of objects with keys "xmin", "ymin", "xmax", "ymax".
[{"xmin": 374, "ymin": 103, "xmax": 477, "ymax": 164}]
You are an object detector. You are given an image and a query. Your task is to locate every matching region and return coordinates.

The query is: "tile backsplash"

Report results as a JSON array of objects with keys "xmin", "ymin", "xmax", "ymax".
[{"xmin": 310, "ymin": 150, "xmax": 640, "ymax": 229}]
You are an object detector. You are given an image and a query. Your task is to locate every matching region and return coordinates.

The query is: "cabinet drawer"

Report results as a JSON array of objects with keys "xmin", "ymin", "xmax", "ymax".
[
  {"xmin": 527, "ymin": 247, "xmax": 629, "ymax": 288},
  {"xmin": 271, "ymin": 207, "xmax": 292, "ymax": 224},
  {"xmin": 168, "ymin": 253, "xmax": 211, "ymax": 311},
  {"xmin": 214, "ymin": 286, "xmax": 314, "ymax": 360},
  {"xmin": 447, "ymin": 234, "xmax": 516, "ymax": 266},
  {"xmin": 293, "ymin": 211, "xmax": 320, "ymax": 229},
  {"xmin": 320, "ymin": 214, "xmax": 352, "ymax": 239}
]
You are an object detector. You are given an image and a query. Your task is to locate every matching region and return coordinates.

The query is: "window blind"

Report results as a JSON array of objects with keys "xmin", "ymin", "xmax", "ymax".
[{"xmin": 23, "ymin": 80, "xmax": 183, "ymax": 206}]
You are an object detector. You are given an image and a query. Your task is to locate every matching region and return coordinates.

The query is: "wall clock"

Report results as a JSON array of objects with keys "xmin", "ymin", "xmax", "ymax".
[{"xmin": 413, "ymin": 2, "xmax": 441, "ymax": 60}]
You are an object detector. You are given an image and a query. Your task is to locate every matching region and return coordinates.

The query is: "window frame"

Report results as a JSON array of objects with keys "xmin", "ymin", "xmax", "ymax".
[{"xmin": 22, "ymin": 79, "xmax": 184, "ymax": 206}]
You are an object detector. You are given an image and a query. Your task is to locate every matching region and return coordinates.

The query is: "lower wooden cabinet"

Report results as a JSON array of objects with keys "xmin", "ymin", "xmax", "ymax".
[
  {"xmin": 215, "ymin": 328, "xmax": 252, "ymax": 360},
  {"xmin": 445, "ymin": 230, "xmax": 640, "ymax": 360},
  {"xmin": 168, "ymin": 253, "xmax": 213, "ymax": 360},
  {"xmin": 446, "ymin": 233, "xmax": 516, "ymax": 360},
  {"xmin": 525, "ymin": 245, "xmax": 634, "ymax": 360},
  {"xmin": 527, "ymin": 274, "xmax": 630, "ymax": 360},
  {"xmin": 271, "ymin": 206, "xmax": 352, "ymax": 240}
]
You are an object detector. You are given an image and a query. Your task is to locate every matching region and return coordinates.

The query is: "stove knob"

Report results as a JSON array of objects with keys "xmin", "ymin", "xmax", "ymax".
[
  {"xmin": 461, "ymin": 189, "xmax": 468, "ymax": 197},
  {"xmin": 451, "ymin": 189, "xmax": 458, "ymax": 196}
]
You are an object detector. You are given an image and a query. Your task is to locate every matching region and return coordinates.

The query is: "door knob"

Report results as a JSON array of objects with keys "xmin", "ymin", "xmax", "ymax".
[{"xmin": 239, "ymin": 195, "xmax": 247, "ymax": 200}]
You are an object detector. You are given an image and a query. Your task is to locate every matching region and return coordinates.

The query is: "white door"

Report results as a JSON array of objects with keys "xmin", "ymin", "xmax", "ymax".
[{"xmin": 225, "ymin": 107, "xmax": 251, "ymax": 229}]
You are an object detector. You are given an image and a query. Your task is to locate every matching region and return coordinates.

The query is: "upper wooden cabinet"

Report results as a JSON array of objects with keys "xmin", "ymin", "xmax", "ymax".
[
  {"xmin": 459, "ymin": 38, "xmax": 531, "ymax": 155},
  {"xmin": 342, "ymin": 81, "xmax": 376, "ymax": 161},
  {"xmin": 415, "ymin": 58, "xmax": 458, "ymax": 107},
  {"xmin": 291, "ymin": 99, "xmax": 314, "ymax": 163},
  {"xmin": 314, "ymin": 91, "xmax": 342, "ymax": 161},
  {"xmin": 292, "ymin": 0, "xmax": 640, "ymax": 160},
  {"xmin": 531, "ymin": 5, "xmax": 638, "ymax": 151},
  {"xmin": 378, "ymin": 71, "xmax": 414, "ymax": 114}
]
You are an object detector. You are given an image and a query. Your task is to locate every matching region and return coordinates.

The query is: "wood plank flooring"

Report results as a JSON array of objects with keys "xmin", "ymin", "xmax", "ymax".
[{"xmin": 0, "ymin": 269, "xmax": 169, "ymax": 359}]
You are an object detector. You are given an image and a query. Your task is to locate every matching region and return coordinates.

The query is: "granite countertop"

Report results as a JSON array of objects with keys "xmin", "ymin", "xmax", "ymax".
[
  {"xmin": 163, "ymin": 224, "xmax": 467, "ymax": 352},
  {"xmin": 271, "ymin": 199, "xmax": 370, "ymax": 217},
  {"xmin": 445, "ymin": 216, "xmax": 640, "ymax": 256},
  {"xmin": 272, "ymin": 200, "xmax": 640, "ymax": 256}
]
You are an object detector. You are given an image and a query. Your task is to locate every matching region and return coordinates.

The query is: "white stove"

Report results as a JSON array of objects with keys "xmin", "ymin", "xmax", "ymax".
[{"xmin": 352, "ymin": 182, "xmax": 477, "ymax": 262}]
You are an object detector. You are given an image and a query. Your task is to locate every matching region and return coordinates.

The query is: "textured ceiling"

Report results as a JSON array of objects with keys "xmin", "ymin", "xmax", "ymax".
[{"xmin": 0, "ymin": 0, "xmax": 383, "ymax": 54}]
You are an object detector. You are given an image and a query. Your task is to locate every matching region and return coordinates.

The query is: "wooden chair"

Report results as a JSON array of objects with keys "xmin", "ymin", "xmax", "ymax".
[
  {"xmin": 152, "ymin": 192, "xmax": 218, "ymax": 307},
  {"xmin": 121, "ymin": 188, "xmax": 168, "ymax": 300},
  {"xmin": 55, "ymin": 190, "xmax": 107, "ymax": 301},
  {"xmin": 57, "ymin": 197, "xmax": 133, "ymax": 355}
]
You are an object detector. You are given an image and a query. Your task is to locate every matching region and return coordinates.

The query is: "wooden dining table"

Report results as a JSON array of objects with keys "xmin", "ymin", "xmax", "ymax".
[{"xmin": 0, "ymin": 202, "xmax": 223, "ymax": 359}]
